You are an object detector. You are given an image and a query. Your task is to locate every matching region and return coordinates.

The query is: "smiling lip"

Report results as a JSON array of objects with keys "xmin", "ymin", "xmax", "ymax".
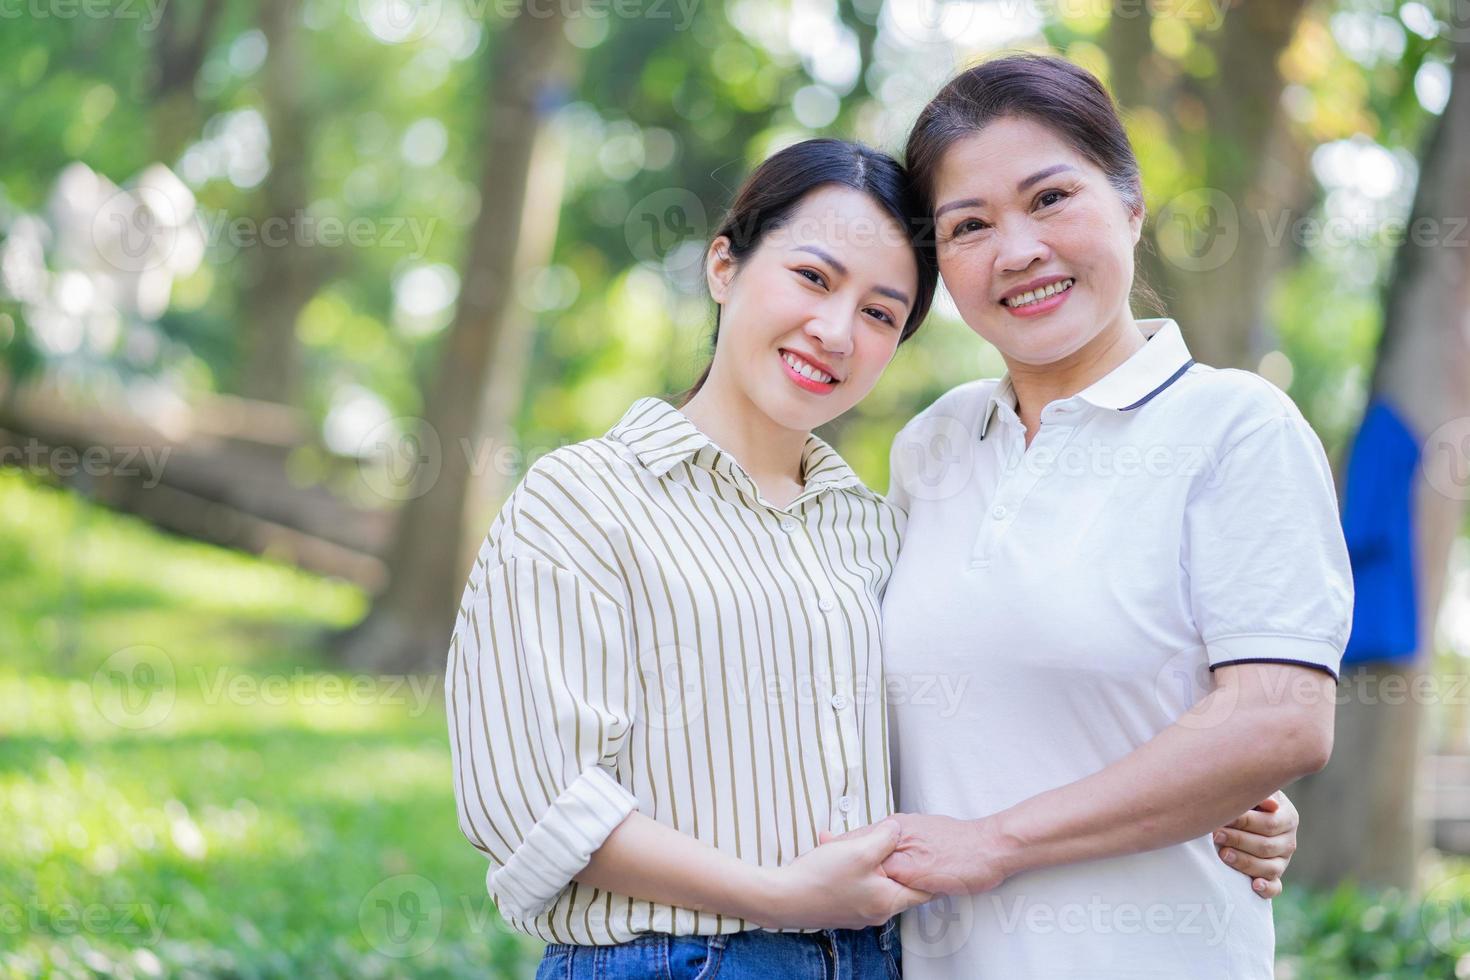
[
  {"xmin": 780, "ymin": 349, "xmax": 841, "ymax": 394},
  {"xmin": 999, "ymin": 275, "xmax": 1075, "ymax": 318}
]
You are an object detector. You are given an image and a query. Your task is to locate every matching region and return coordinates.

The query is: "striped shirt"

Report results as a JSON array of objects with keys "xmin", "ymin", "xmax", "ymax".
[{"xmin": 445, "ymin": 396, "xmax": 903, "ymax": 945}]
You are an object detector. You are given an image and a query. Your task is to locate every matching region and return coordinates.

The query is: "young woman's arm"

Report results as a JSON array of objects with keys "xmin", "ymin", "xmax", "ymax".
[
  {"xmin": 1213, "ymin": 791, "xmax": 1297, "ymax": 897},
  {"xmin": 447, "ymin": 472, "xmax": 926, "ymax": 929},
  {"xmin": 575, "ymin": 813, "xmax": 929, "ymax": 930}
]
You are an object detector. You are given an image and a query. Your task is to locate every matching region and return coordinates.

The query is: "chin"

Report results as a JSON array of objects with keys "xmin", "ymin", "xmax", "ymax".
[{"xmin": 995, "ymin": 316, "xmax": 1102, "ymax": 366}]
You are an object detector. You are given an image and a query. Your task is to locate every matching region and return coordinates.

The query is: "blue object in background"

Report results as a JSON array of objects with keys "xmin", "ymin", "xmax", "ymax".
[{"xmin": 1340, "ymin": 397, "xmax": 1421, "ymax": 666}]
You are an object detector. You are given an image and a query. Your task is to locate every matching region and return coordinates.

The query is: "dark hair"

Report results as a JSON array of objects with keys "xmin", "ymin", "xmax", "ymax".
[
  {"xmin": 904, "ymin": 53, "xmax": 1162, "ymax": 313},
  {"xmin": 678, "ymin": 138, "xmax": 938, "ymax": 404}
]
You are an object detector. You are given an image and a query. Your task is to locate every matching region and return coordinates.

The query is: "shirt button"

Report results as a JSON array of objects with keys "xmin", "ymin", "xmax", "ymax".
[
  {"xmin": 818, "ymin": 597, "xmax": 835, "ymax": 612},
  {"xmin": 837, "ymin": 796, "xmax": 853, "ymax": 813},
  {"xmin": 830, "ymin": 694, "xmax": 848, "ymax": 710},
  {"xmin": 991, "ymin": 505, "xmax": 1007, "ymax": 520},
  {"xmin": 780, "ymin": 519, "xmax": 798, "ymax": 533}
]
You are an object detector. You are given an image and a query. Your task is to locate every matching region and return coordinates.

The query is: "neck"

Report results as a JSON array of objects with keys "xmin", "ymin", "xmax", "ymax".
[
  {"xmin": 679, "ymin": 376, "xmax": 810, "ymax": 492},
  {"xmin": 1006, "ymin": 313, "xmax": 1146, "ymax": 431}
]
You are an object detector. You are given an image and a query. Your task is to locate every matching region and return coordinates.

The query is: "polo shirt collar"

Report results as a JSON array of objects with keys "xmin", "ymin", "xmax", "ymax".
[
  {"xmin": 607, "ymin": 397, "xmax": 878, "ymax": 502},
  {"xmin": 978, "ymin": 318, "xmax": 1195, "ymax": 440}
]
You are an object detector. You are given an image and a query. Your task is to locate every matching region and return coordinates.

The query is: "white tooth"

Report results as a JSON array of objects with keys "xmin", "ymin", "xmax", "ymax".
[{"xmin": 799, "ymin": 363, "xmax": 816, "ymax": 380}]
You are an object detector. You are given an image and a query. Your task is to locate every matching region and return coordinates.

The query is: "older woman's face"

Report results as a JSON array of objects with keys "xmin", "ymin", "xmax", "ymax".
[{"xmin": 930, "ymin": 115, "xmax": 1142, "ymax": 366}]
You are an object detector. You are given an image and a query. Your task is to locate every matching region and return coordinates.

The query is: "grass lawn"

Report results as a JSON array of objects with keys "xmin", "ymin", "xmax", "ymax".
[
  {"xmin": 0, "ymin": 469, "xmax": 539, "ymax": 978},
  {"xmin": 3, "ymin": 467, "xmax": 1469, "ymax": 978}
]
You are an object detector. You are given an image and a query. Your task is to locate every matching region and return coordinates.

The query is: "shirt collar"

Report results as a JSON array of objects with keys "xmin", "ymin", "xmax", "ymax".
[
  {"xmin": 607, "ymin": 397, "xmax": 878, "ymax": 502},
  {"xmin": 978, "ymin": 318, "xmax": 1196, "ymax": 440}
]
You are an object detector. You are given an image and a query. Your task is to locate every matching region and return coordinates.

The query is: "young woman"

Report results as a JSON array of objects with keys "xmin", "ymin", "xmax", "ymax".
[
  {"xmin": 445, "ymin": 138, "xmax": 1301, "ymax": 979},
  {"xmin": 864, "ymin": 55, "xmax": 1353, "ymax": 978}
]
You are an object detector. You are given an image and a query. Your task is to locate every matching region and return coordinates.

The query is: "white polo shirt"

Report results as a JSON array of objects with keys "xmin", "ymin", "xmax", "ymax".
[{"xmin": 881, "ymin": 318, "xmax": 1352, "ymax": 979}]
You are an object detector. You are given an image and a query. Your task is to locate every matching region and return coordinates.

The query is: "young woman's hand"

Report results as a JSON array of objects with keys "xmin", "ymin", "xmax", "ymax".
[
  {"xmin": 1212, "ymin": 790, "xmax": 1298, "ymax": 898},
  {"xmin": 764, "ymin": 819, "xmax": 931, "ymax": 929}
]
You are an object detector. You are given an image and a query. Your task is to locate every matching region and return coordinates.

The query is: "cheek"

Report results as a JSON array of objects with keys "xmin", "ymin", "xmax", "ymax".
[
  {"xmin": 938, "ymin": 247, "xmax": 994, "ymax": 310},
  {"xmin": 850, "ymin": 329, "xmax": 901, "ymax": 384}
]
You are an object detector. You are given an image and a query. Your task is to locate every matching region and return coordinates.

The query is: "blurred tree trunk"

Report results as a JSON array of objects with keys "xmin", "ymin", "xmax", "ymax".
[
  {"xmin": 236, "ymin": 0, "xmax": 332, "ymax": 406},
  {"xmin": 334, "ymin": 2, "xmax": 579, "ymax": 673},
  {"xmin": 1289, "ymin": 38, "xmax": 1470, "ymax": 890},
  {"xmin": 149, "ymin": 0, "xmax": 226, "ymax": 163},
  {"xmin": 1108, "ymin": 1, "xmax": 1312, "ymax": 368}
]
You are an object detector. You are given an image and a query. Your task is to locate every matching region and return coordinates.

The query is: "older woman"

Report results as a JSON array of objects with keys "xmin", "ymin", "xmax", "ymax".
[{"xmin": 874, "ymin": 55, "xmax": 1352, "ymax": 978}]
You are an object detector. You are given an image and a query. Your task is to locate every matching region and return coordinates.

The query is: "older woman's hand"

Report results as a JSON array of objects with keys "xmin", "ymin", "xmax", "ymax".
[
  {"xmin": 1212, "ymin": 790, "xmax": 1298, "ymax": 899},
  {"xmin": 822, "ymin": 813, "xmax": 1012, "ymax": 895}
]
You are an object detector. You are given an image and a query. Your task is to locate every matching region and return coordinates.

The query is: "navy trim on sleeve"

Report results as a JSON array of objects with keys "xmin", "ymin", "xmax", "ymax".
[{"xmin": 1208, "ymin": 657, "xmax": 1340, "ymax": 684}]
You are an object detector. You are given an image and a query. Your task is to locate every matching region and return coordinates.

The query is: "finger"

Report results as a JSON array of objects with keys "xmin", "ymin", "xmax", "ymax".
[
  {"xmin": 1218, "ymin": 847, "xmax": 1287, "ymax": 882},
  {"xmin": 821, "ymin": 820, "xmax": 887, "ymax": 847},
  {"xmin": 855, "ymin": 819, "xmax": 900, "ymax": 859},
  {"xmin": 1225, "ymin": 808, "xmax": 1291, "ymax": 837},
  {"xmin": 1252, "ymin": 877, "xmax": 1283, "ymax": 899},
  {"xmin": 881, "ymin": 879, "xmax": 933, "ymax": 913},
  {"xmin": 881, "ymin": 849, "xmax": 917, "ymax": 880},
  {"xmin": 1213, "ymin": 827, "xmax": 1288, "ymax": 860},
  {"xmin": 1253, "ymin": 796, "xmax": 1280, "ymax": 813}
]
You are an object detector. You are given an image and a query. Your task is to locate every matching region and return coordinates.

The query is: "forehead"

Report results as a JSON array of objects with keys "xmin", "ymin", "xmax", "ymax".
[
  {"xmin": 765, "ymin": 185, "xmax": 917, "ymax": 270},
  {"xmin": 934, "ymin": 116, "xmax": 1092, "ymax": 193}
]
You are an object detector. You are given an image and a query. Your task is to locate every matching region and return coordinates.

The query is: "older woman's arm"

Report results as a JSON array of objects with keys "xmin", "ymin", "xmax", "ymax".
[{"xmin": 874, "ymin": 661, "xmax": 1329, "ymax": 895}]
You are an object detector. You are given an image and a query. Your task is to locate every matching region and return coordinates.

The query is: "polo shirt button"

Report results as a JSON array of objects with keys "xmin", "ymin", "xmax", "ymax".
[
  {"xmin": 991, "ymin": 505, "xmax": 1007, "ymax": 520},
  {"xmin": 818, "ymin": 597, "xmax": 835, "ymax": 612},
  {"xmin": 830, "ymin": 693, "xmax": 848, "ymax": 710},
  {"xmin": 780, "ymin": 519, "xmax": 797, "ymax": 533},
  {"xmin": 837, "ymin": 796, "xmax": 853, "ymax": 812}
]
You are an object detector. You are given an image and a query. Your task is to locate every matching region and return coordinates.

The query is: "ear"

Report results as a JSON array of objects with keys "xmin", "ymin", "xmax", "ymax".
[
  {"xmin": 706, "ymin": 236, "xmax": 737, "ymax": 303},
  {"xmin": 1128, "ymin": 201, "xmax": 1145, "ymax": 246}
]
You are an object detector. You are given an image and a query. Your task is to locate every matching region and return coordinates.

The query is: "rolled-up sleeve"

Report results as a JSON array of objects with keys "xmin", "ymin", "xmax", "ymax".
[
  {"xmin": 1184, "ymin": 415, "xmax": 1354, "ymax": 680},
  {"xmin": 446, "ymin": 554, "xmax": 638, "ymax": 920}
]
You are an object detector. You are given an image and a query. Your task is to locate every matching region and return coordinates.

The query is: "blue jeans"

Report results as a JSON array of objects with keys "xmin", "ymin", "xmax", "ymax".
[{"xmin": 534, "ymin": 919, "xmax": 901, "ymax": 979}]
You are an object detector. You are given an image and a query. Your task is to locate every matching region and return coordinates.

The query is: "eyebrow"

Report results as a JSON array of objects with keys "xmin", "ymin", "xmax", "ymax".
[
  {"xmin": 793, "ymin": 244, "xmax": 912, "ymax": 307},
  {"xmin": 933, "ymin": 164, "xmax": 1081, "ymax": 218}
]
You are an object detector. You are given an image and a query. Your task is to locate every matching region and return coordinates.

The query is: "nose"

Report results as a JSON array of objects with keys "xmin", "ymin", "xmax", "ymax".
[
  {"xmin": 805, "ymin": 313, "xmax": 854, "ymax": 357},
  {"xmin": 995, "ymin": 219, "xmax": 1050, "ymax": 275}
]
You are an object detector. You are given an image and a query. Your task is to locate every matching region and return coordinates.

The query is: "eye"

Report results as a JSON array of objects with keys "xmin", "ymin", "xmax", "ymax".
[
  {"xmin": 796, "ymin": 268, "xmax": 828, "ymax": 288},
  {"xmin": 1035, "ymin": 188, "xmax": 1069, "ymax": 209},
  {"xmin": 950, "ymin": 218, "xmax": 988, "ymax": 238},
  {"xmin": 864, "ymin": 307, "xmax": 896, "ymax": 325}
]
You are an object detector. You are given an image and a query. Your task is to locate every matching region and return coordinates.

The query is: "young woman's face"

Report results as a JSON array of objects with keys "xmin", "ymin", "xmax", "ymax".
[
  {"xmin": 704, "ymin": 185, "xmax": 918, "ymax": 432},
  {"xmin": 930, "ymin": 115, "xmax": 1143, "ymax": 366}
]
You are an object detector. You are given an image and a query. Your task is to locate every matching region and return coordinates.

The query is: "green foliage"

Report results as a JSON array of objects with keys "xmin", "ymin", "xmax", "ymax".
[
  {"xmin": 1276, "ymin": 877, "xmax": 1470, "ymax": 979},
  {"xmin": 0, "ymin": 470, "xmax": 537, "ymax": 977}
]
